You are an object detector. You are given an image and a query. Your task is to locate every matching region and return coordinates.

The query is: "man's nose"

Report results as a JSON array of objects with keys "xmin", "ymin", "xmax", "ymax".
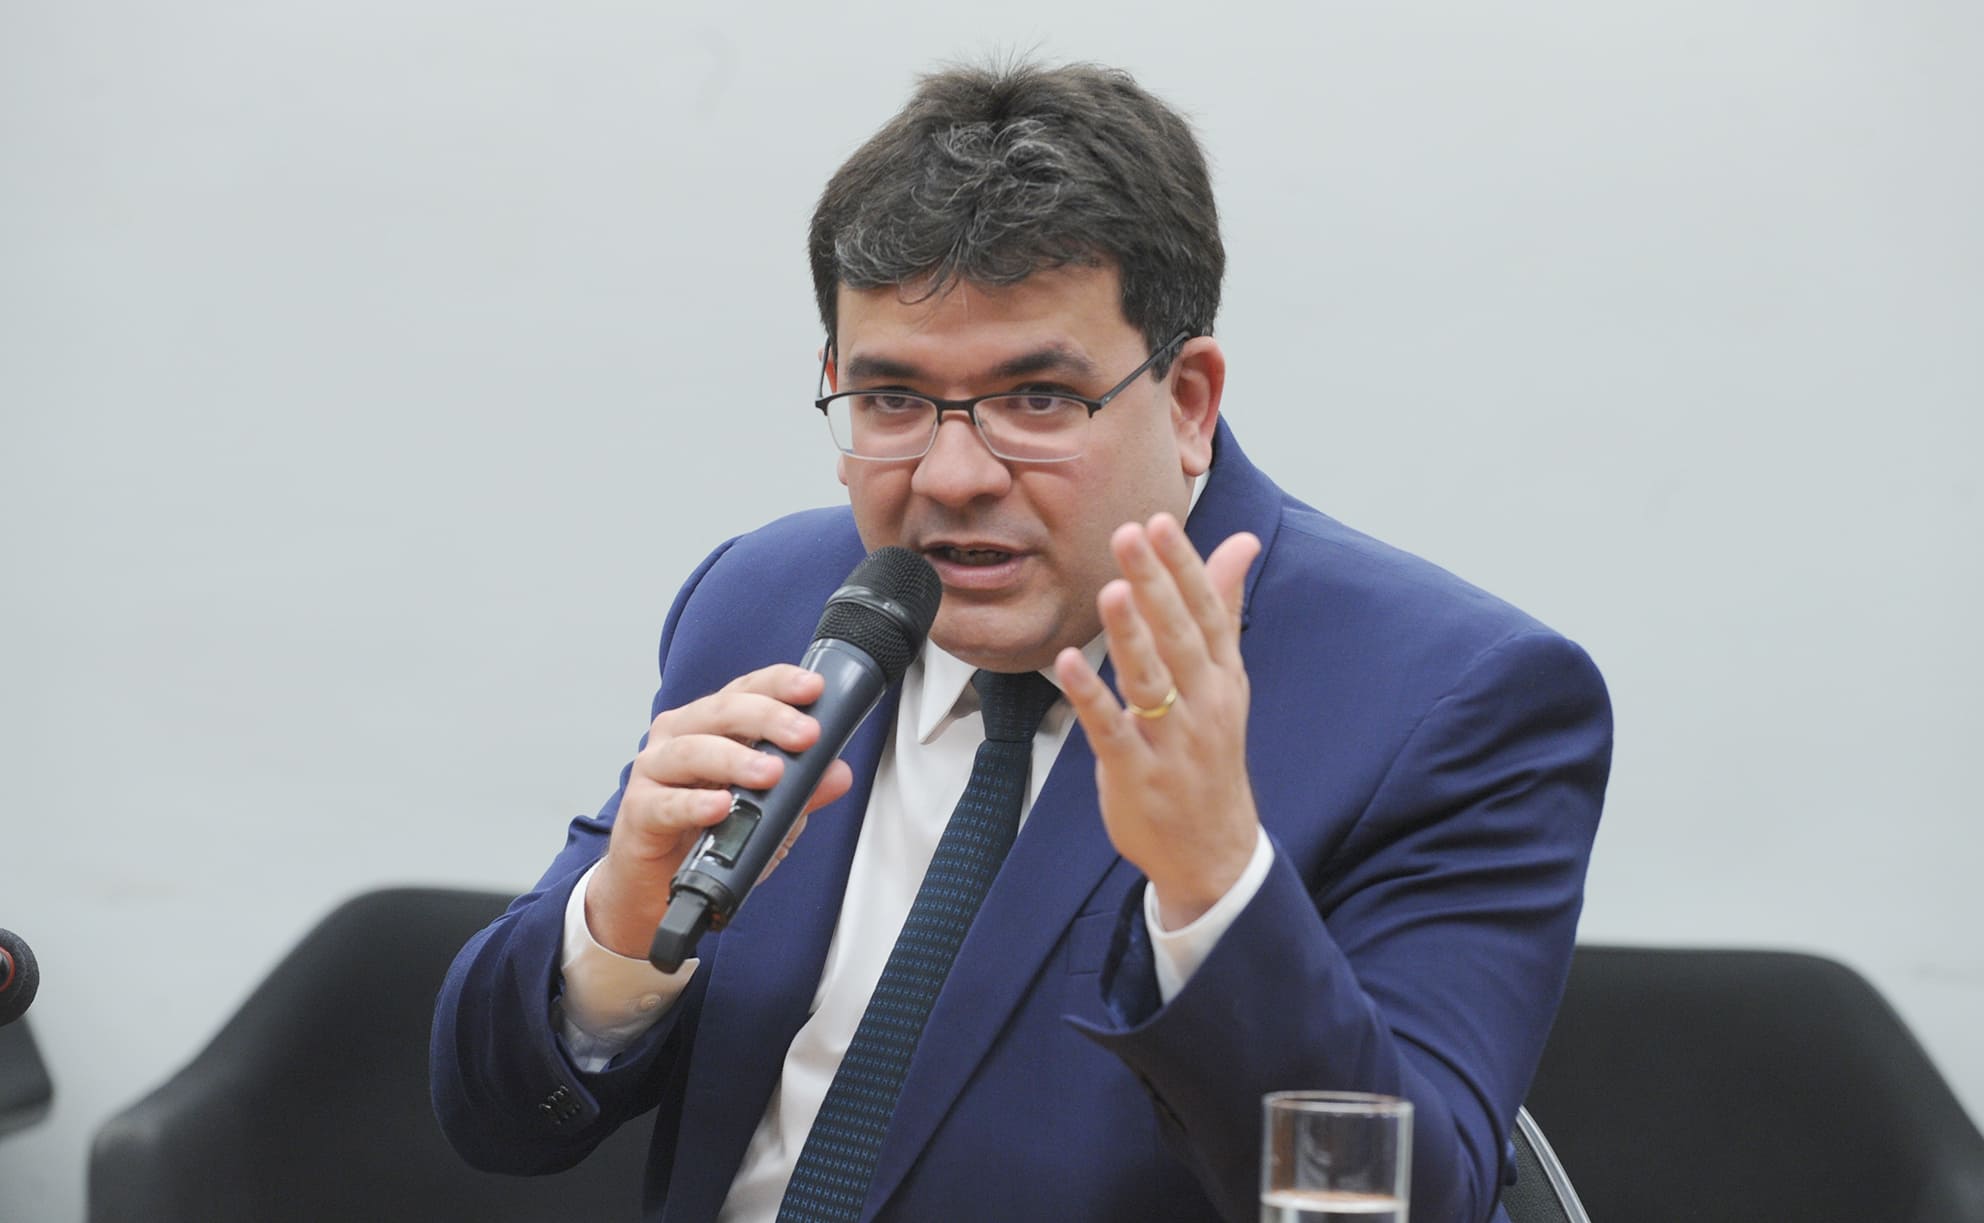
[{"xmin": 910, "ymin": 412, "xmax": 1012, "ymax": 506}]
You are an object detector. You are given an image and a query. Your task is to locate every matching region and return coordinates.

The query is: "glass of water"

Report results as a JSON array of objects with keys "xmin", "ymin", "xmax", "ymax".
[{"xmin": 1260, "ymin": 1091, "xmax": 1412, "ymax": 1222}]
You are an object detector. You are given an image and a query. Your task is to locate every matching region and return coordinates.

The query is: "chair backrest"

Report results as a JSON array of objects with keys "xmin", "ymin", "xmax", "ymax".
[
  {"xmin": 1526, "ymin": 945, "xmax": 1984, "ymax": 1223},
  {"xmin": 1501, "ymin": 1107, "xmax": 1592, "ymax": 1223},
  {"xmin": 89, "ymin": 887, "xmax": 650, "ymax": 1223}
]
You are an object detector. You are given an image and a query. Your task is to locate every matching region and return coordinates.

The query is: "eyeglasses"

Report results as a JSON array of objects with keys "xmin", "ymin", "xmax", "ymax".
[{"xmin": 815, "ymin": 331, "xmax": 1191, "ymax": 463}]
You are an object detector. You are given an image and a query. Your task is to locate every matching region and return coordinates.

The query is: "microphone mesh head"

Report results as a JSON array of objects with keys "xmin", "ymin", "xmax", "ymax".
[{"xmin": 812, "ymin": 547, "xmax": 941, "ymax": 682}]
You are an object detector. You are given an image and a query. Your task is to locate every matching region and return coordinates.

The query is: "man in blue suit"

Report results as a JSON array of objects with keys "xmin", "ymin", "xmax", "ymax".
[{"xmin": 432, "ymin": 62, "xmax": 1611, "ymax": 1222}]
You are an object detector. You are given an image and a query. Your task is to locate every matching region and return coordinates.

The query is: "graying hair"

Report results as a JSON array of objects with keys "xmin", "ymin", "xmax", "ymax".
[{"xmin": 809, "ymin": 61, "xmax": 1223, "ymax": 376}]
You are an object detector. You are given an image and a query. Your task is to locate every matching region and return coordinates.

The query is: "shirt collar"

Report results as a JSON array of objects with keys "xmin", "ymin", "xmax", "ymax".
[{"xmin": 911, "ymin": 634, "xmax": 1109, "ymax": 744}]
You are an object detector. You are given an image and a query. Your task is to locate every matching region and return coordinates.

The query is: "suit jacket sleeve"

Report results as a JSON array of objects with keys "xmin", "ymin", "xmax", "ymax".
[
  {"xmin": 428, "ymin": 538, "xmax": 743, "ymax": 1177},
  {"xmin": 1074, "ymin": 627, "xmax": 1612, "ymax": 1223}
]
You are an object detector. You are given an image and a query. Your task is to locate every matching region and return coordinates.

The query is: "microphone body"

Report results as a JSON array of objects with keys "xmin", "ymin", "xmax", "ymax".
[
  {"xmin": 649, "ymin": 547, "xmax": 939, "ymax": 972},
  {"xmin": 0, "ymin": 929, "xmax": 37, "ymax": 1027},
  {"xmin": 665, "ymin": 637, "xmax": 890, "ymax": 938}
]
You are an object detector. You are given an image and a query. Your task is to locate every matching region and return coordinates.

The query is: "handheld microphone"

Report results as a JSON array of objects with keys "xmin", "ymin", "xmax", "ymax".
[
  {"xmin": 648, "ymin": 546, "xmax": 941, "ymax": 972},
  {"xmin": 0, "ymin": 929, "xmax": 38, "ymax": 1027}
]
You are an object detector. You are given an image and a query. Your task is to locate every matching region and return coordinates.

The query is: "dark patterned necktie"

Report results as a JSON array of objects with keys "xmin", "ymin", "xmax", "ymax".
[{"xmin": 776, "ymin": 668, "xmax": 1062, "ymax": 1223}]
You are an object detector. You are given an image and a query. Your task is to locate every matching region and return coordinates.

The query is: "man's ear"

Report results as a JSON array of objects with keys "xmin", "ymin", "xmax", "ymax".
[{"xmin": 1168, "ymin": 337, "xmax": 1226, "ymax": 477}]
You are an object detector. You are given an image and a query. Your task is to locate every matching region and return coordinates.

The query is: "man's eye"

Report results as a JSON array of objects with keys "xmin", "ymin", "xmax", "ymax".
[
  {"xmin": 856, "ymin": 393, "xmax": 927, "ymax": 414},
  {"xmin": 1007, "ymin": 393, "xmax": 1076, "ymax": 414}
]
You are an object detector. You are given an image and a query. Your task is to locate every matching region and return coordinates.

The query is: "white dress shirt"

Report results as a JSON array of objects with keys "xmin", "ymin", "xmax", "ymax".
[{"xmin": 555, "ymin": 637, "xmax": 1274, "ymax": 1220}]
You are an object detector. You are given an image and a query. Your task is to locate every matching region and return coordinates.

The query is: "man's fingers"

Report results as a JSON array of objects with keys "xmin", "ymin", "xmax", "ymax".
[
  {"xmin": 1202, "ymin": 531, "xmax": 1260, "ymax": 610},
  {"xmin": 638, "ymin": 728, "xmax": 780, "ymax": 788},
  {"xmin": 717, "ymin": 663, "xmax": 827, "ymax": 725},
  {"xmin": 803, "ymin": 759, "xmax": 855, "ymax": 815},
  {"xmin": 1148, "ymin": 517, "xmax": 1254, "ymax": 664},
  {"xmin": 721, "ymin": 662, "xmax": 825, "ymax": 698},
  {"xmin": 1111, "ymin": 519, "xmax": 1211, "ymax": 684},
  {"xmin": 1198, "ymin": 531, "xmax": 1260, "ymax": 663},
  {"xmin": 608, "ymin": 783, "xmax": 732, "ymax": 867},
  {"xmin": 1055, "ymin": 648, "xmax": 1147, "ymax": 758},
  {"xmin": 655, "ymin": 688, "xmax": 822, "ymax": 755},
  {"xmin": 1097, "ymin": 579, "xmax": 1174, "ymax": 707}
]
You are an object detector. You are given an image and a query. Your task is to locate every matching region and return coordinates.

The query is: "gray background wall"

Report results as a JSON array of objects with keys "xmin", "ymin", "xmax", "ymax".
[{"xmin": 3, "ymin": 2, "xmax": 1979, "ymax": 1218}]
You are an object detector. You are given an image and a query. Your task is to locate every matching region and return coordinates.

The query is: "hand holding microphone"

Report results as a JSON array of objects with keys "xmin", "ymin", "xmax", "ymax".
[{"xmin": 582, "ymin": 548, "xmax": 939, "ymax": 970}]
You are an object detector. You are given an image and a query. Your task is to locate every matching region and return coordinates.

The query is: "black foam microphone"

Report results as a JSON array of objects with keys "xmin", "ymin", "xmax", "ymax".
[
  {"xmin": 648, "ymin": 546, "xmax": 941, "ymax": 973},
  {"xmin": 0, "ymin": 929, "xmax": 38, "ymax": 1027}
]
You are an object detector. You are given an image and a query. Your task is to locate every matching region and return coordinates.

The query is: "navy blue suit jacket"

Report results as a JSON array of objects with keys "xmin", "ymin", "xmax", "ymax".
[{"xmin": 431, "ymin": 422, "xmax": 1612, "ymax": 1222}]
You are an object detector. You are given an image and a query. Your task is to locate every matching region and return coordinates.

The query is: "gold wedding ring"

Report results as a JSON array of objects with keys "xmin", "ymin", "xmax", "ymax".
[{"xmin": 1124, "ymin": 685, "xmax": 1179, "ymax": 720}]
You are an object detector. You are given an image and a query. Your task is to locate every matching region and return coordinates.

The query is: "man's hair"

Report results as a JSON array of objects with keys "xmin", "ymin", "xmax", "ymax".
[{"xmin": 809, "ymin": 60, "xmax": 1224, "ymax": 376}]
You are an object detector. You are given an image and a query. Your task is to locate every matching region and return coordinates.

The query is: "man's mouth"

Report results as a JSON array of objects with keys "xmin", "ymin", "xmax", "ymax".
[{"xmin": 930, "ymin": 545, "xmax": 1016, "ymax": 567}]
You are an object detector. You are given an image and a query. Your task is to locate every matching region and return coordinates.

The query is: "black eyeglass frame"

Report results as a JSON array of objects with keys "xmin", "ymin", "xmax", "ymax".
[{"xmin": 814, "ymin": 330, "xmax": 1193, "ymax": 463}]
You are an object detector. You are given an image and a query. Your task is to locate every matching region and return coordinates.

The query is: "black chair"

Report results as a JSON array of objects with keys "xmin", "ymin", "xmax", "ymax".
[
  {"xmin": 88, "ymin": 887, "xmax": 649, "ymax": 1223},
  {"xmin": 1527, "ymin": 945, "xmax": 1984, "ymax": 1223},
  {"xmin": 1501, "ymin": 1106, "xmax": 1592, "ymax": 1223}
]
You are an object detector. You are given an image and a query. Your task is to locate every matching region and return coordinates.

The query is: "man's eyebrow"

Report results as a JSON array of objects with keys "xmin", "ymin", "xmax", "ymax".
[
  {"xmin": 842, "ymin": 354, "xmax": 923, "ymax": 383},
  {"xmin": 988, "ymin": 346, "xmax": 1099, "ymax": 382},
  {"xmin": 841, "ymin": 346, "xmax": 1100, "ymax": 386}
]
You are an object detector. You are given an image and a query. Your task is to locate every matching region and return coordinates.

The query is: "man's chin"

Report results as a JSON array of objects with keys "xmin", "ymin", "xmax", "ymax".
[{"xmin": 928, "ymin": 611, "xmax": 1065, "ymax": 676}]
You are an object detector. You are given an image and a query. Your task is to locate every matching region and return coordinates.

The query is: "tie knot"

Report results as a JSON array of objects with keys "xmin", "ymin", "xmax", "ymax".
[{"xmin": 970, "ymin": 669, "xmax": 1061, "ymax": 744}]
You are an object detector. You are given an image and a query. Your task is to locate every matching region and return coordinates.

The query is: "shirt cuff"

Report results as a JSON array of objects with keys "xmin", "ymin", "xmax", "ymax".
[
  {"xmin": 556, "ymin": 861, "xmax": 698, "ymax": 1071},
  {"xmin": 1142, "ymin": 828, "xmax": 1275, "ymax": 1003}
]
